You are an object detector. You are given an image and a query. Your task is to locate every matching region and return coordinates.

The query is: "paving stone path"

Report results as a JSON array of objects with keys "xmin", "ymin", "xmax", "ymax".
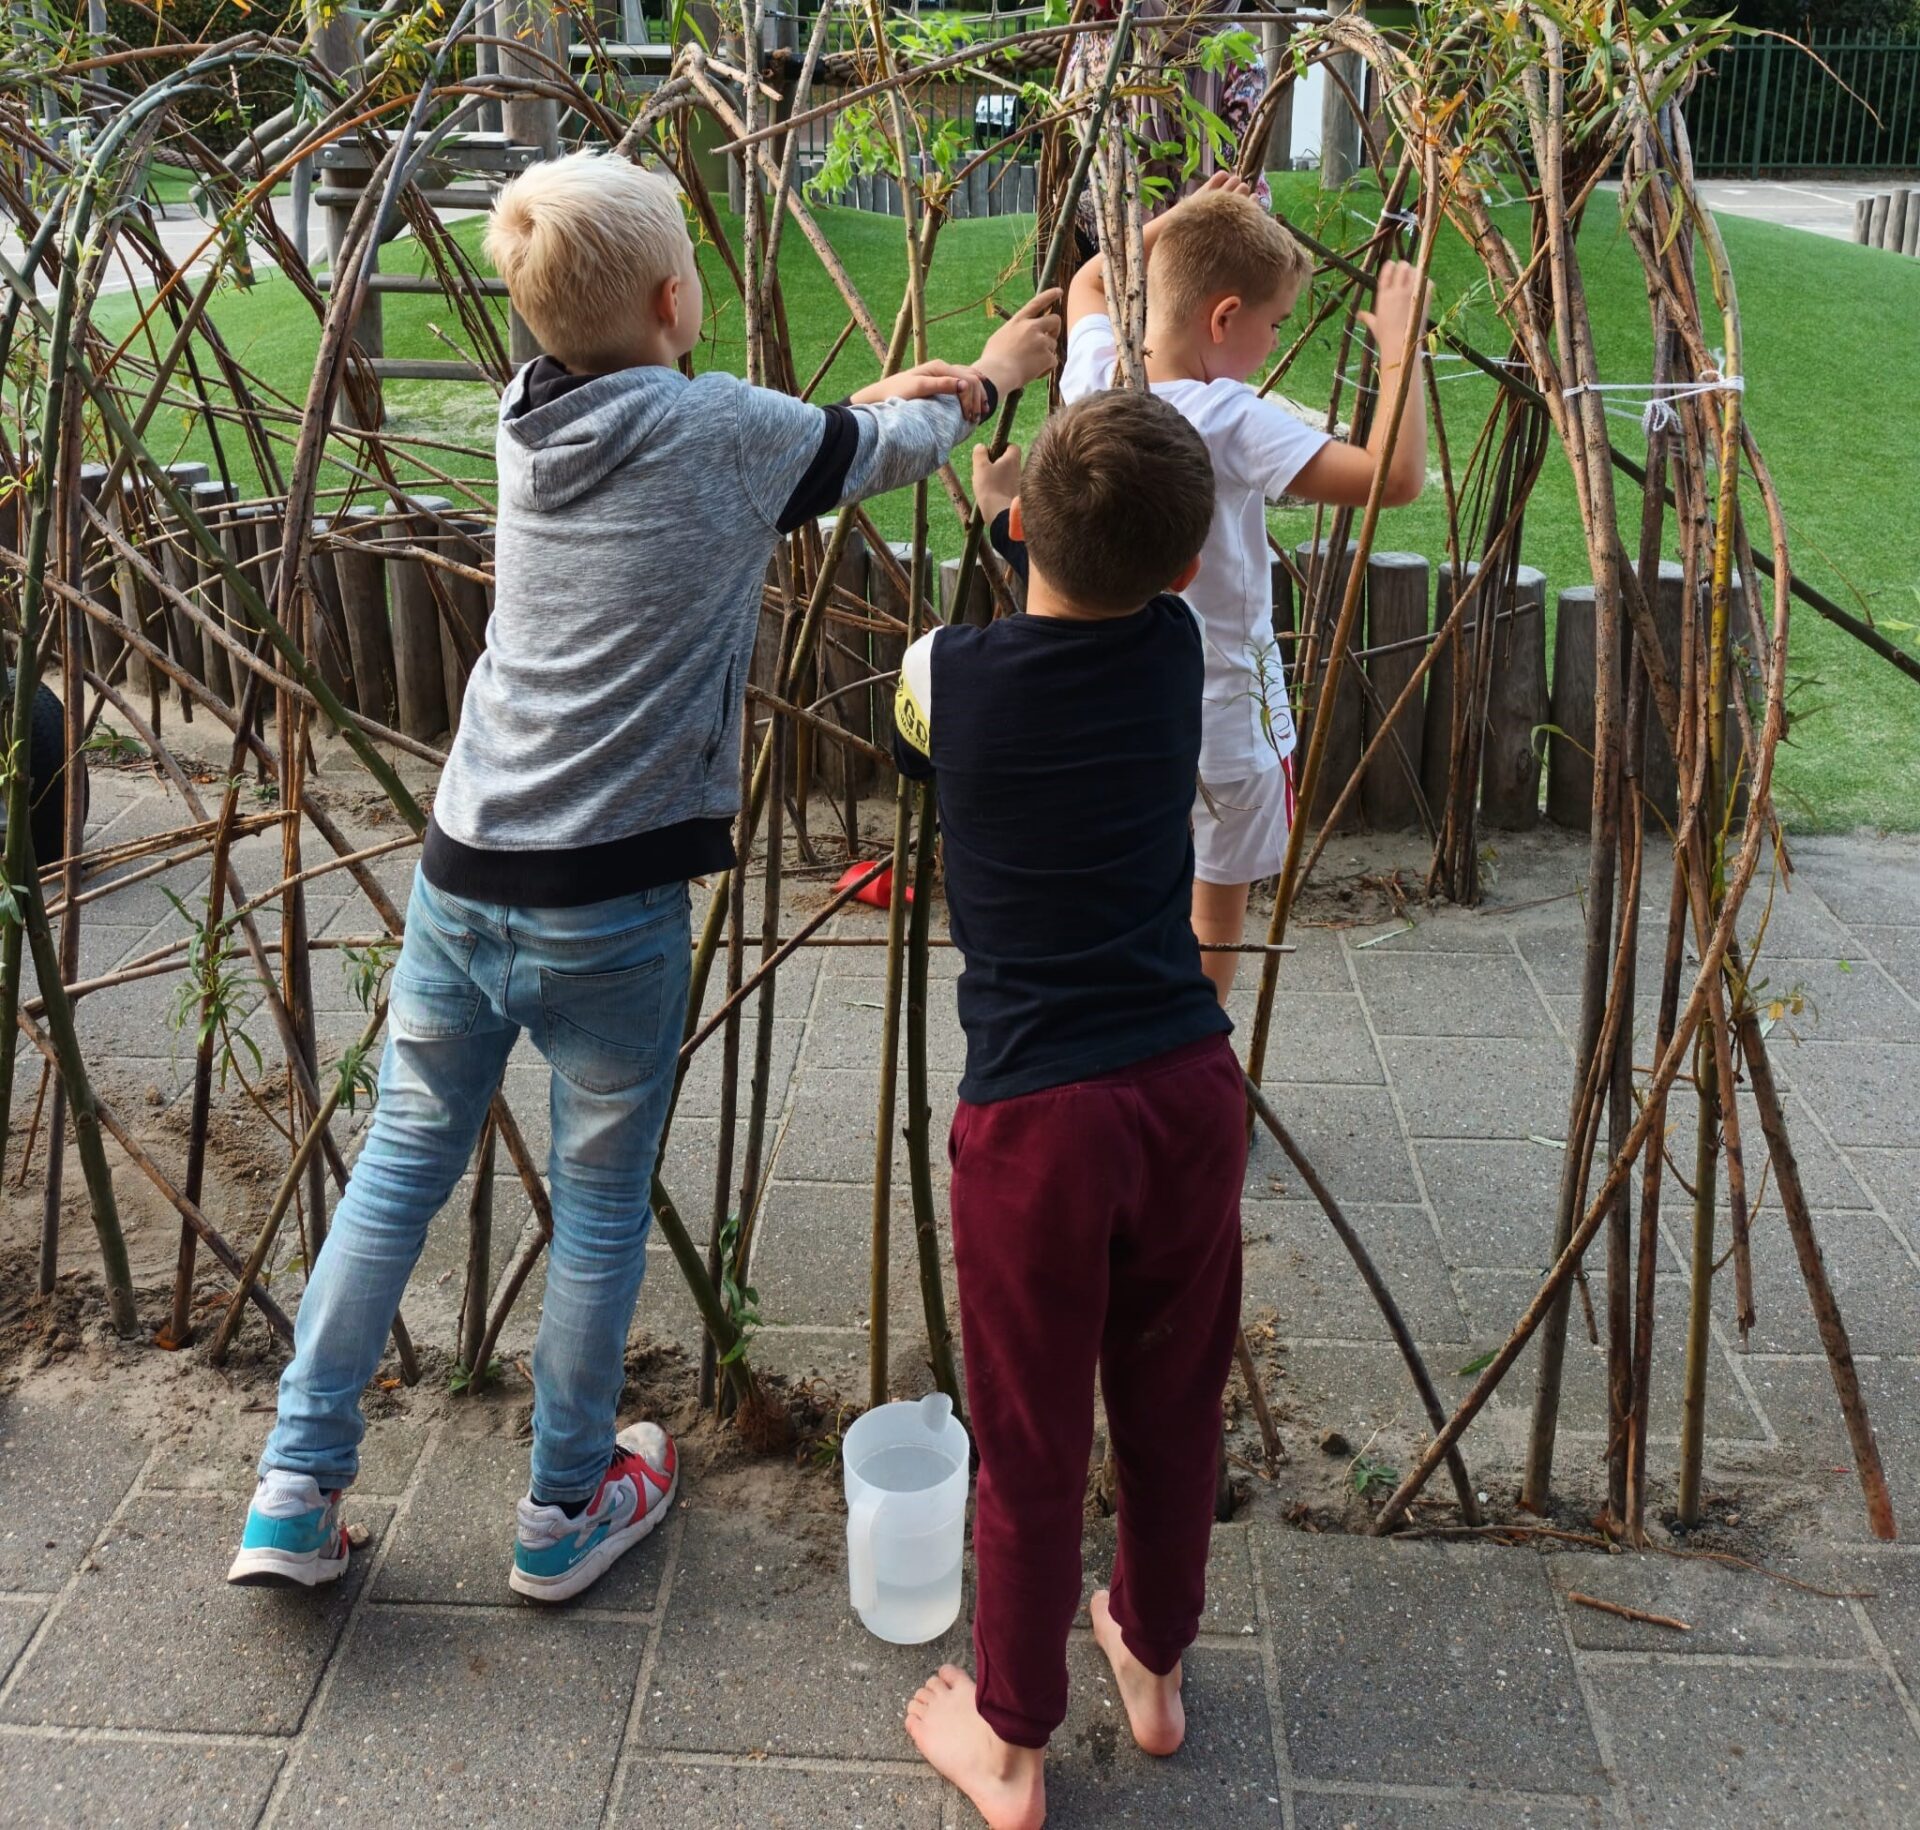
[{"xmin": 2, "ymin": 768, "xmax": 1917, "ymax": 1827}]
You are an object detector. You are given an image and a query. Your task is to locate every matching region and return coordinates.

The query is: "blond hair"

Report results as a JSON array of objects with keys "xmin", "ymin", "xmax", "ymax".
[
  {"xmin": 485, "ymin": 151, "xmax": 691, "ymax": 370},
  {"xmin": 1021, "ymin": 392, "xmax": 1214, "ymax": 615},
  {"xmin": 1147, "ymin": 191, "xmax": 1312, "ymax": 329}
]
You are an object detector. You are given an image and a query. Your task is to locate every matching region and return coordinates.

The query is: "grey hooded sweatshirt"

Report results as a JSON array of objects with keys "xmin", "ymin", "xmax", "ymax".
[{"xmin": 423, "ymin": 358, "xmax": 988, "ymax": 907}]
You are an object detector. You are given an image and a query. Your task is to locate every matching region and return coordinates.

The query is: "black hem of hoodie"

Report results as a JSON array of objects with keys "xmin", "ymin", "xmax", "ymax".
[{"xmin": 422, "ymin": 814, "xmax": 735, "ymax": 909}]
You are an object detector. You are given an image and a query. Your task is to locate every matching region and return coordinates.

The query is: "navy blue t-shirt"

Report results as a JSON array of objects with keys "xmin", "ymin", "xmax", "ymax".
[{"xmin": 893, "ymin": 526, "xmax": 1229, "ymax": 1103}]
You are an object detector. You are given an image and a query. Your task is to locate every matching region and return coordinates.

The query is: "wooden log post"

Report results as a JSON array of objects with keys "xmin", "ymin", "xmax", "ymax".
[
  {"xmin": 1853, "ymin": 196, "xmax": 1873, "ymax": 244},
  {"xmin": 499, "ymin": 0, "xmax": 562, "ymax": 367},
  {"xmin": 1480, "ymin": 563, "xmax": 1548, "ymax": 830},
  {"xmin": 386, "ymin": 495, "xmax": 453, "ymax": 742},
  {"xmin": 332, "ymin": 505, "xmax": 398, "ymax": 729},
  {"xmin": 308, "ymin": 516, "xmax": 357, "ymax": 722},
  {"xmin": 188, "ymin": 480, "xmax": 236, "ymax": 705},
  {"xmin": 439, "ymin": 518, "xmax": 493, "ymax": 737},
  {"xmin": 1296, "ymin": 538, "xmax": 1364, "ymax": 830},
  {"xmin": 1546, "ymin": 582, "xmax": 1596, "ymax": 831},
  {"xmin": 1868, "ymin": 190, "xmax": 1891, "ymax": 248},
  {"xmin": 1904, "ymin": 191, "xmax": 1920, "ymax": 256},
  {"xmin": 159, "ymin": 463, "xmax": 210, "ymax": 700},
  {"xmin": 1888, "ymin": 188, "xmax": 1911, "ymax": 257},
  {"xmin": 77, "ymin": 463, "xmax": 125, "ymax": 684},
  {"xmin": 1260, "ymin": 20, "xmax": 1296, "ymax": 172},
  {"xmin": 1360, "ymin": 551, "xmax": 1428, "ymax": 831},
  {"xmin": 1637, "ymin": 559, "xmax": 1686, "ymax": 827},
  {"xmin": 1319, "ymin": 0, "xmax": 1364, "ymax": 189},
  {"xmin": 110, "ymin": 475, "xmax": 164, "ymax": 704}
]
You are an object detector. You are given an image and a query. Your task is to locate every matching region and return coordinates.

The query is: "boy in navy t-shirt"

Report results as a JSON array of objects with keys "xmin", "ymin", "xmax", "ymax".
[{"xmin": 894, "ymin": 391, "xmax": 1246, "ymax": 1830}]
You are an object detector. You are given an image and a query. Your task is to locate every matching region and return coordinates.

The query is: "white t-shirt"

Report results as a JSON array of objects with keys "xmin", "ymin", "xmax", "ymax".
[{"xmin": 1059, "ymin": 313, "xmax": 1330, "ymax": 776}]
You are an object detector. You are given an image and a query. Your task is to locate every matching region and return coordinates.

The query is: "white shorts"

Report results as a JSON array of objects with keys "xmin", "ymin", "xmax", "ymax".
[{"xmin": 1192, "ymin": 758, "xmax": 1296, "ymax": 887}]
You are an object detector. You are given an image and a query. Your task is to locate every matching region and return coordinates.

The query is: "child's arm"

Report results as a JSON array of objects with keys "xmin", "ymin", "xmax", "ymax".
[
  {"xmin": 738, "ymin": 292, "xmax": 1062, "ymax": 534},
  {"xmin": 970, "ymin": 444, "xmax": 1029, "ymax": 584},
  {"xmin": 1066, "ymin": 171, "xmax": 1253, "ymax": 330},
  {"xmin": 1288, "ymin": 261, "xmax": 1429, "ymax": 510}
]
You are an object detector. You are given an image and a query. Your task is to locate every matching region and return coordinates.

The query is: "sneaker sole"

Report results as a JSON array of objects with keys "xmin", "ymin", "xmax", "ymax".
[
  {"xmin": 226, "ymin": 1544, "xmax": 348, "ymax": 1589},
  {"xmin": 508, "ymin": 1463, "xmax": 680, "ymax": 1604}
]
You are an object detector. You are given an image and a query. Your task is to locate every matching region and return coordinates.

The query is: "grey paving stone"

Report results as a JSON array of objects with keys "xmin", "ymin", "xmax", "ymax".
[
  {"xmin": 1710, "ymin": 1212, "xmax": 1920, "ymax": 1356},
  {"xmin": 0, "ymin": 1392, "xmax": 148, "ymax": 1591},
  {"xmin": 274, "ymin": 1603, "xmax": 642, "ymax": 1827},
  {"xmin": 1291, "ymin": 1792, "xmax": 1604, "ymax": 1830},
  {"xmin": 0, "ymin": 1596, "xmax": 43, "ymax": 1684},
  {"xmin": 637, "ymin": 1499, "xmax": 969, "ymax": 1759},
  {"xmin": 677, "ymin": 1016, "xmax": 810, "ymax": 1116},
  {"xmin": 1248, "ymin": 993, "xmax": 1383, "ymax": 1086},
  {"xmin": 1811, "ymin": 1550, "xmax": 1920, "ymax": 1697},
  {"xmin": 1661, "ymin": 1081, "xmax": 1874, "ymax": 1212},
  {"xmin": 1353, "ymin": 952, "xmax": 1558, "ymax": 1040},
  {"xmin": 1247, "ymin": 1086, "xmax": 1419, "ymax": 1205},
  {"xmin": 610, "ymin": 1761, "xmax": 944, "ymax": 1829},
  {"xmin": 1847, "ymin": 1148, "xmax": 1920, "ymax": 1247},
  {"xmin": 1787, "ymin": 837, "xmax": 1920, "ymax": 934},
  {"xmin": 804, "ymin": 992, "xmax": 968, "ymax": 1075},
  {"xmin": 749, "ymin": 1181, "xmax": 954, "ymax": 1336},
  {"xmin": 1546, "ymin": 1549, "xmax": 1866, "ymax": 1657},
  {"xmin": 1410, "ymin": 1137, "xmax": 1681, "ymax": 1275},
  {"xmin": 1459, "ymin": 1268, "xmax": 1765, "ymax": 1444},
  {"xmin": 1380, "ymin": 1036, "xmax": 1572, "ymax": 1141},
  {"xmin": 0, "ymin": 1735, "xmax": 283, "ymax": 1829},
  {"xmin": 1241, "ymin": 1203, "xmax": 1470, "ymax": 1343},
  {"xmin": 70, "ymin": 959, "xmax": 263, "ymax": 1063},
  {"xmin": 1741, "ymin": 1357, "xmax": 1920, "ymax": 1544},
  {"xmin": 146, "ymin": 1408, "xmax": 426, "ymax": 1498},
  {"xmin": 1077, "ymin": 1518, "xmax": 1259, "ymax": 1640},
  {"xmin": 1728, "ymin": 879, "xmax": 1863, "ymax": 962},
  {"xmin": 1226, "ymin": 922, "xmax": 1353, "ymax": 994},
  {"xmin": 773, "ymin": 1068, "xmax": 958, "ymax": 1186},
  {"xmin": 1751, "ymin": 958, "xmax": 1920, "ymax": 1045},
  {"xmin": 0, "ymin": 1495, "xmax": 388, "ymax": 1733},
  {"xmin": 1045, "ymin": 1641, "xmax": 1281, "ymax": 1826},
  {"xmin": 1258, "ymin": 1340, "xmax": 1500, "ymax": 1474},
  {"xmin": 1585, "ymin": 1662, "xmax": 1919, "ymax": 1828},
  {"xmin": 1258, "ymin": 1535, "xmax": 1606, "ymax": 1792},
  {"xmin": 1856, "ymin": 925, "xmax": 1920, "ymax": 1001},
  {"xmin": 373, "ymin": 1432, "xmax": 667, "ymax": 1610},
  {"xmin": 1785, "ymin": 1041, "xmax": 1920, "ymax": 1148}
]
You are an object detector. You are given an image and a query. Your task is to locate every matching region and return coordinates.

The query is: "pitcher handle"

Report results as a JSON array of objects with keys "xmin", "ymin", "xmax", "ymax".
[{"xmin": 847, "ymin": 1488, "xmax": 884, "ymax": 1615}]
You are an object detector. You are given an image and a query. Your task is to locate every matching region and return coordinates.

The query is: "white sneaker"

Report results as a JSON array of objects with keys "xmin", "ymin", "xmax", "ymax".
[{"xmin": 508, "ymin": 1421, "xmax": 679, "ymax": 1604}]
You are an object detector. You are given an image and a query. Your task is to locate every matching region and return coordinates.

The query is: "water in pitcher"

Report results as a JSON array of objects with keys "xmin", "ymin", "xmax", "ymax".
[{"xmin": 854, "ymin": 1443, "xmax": 964, "ymax": 1644}]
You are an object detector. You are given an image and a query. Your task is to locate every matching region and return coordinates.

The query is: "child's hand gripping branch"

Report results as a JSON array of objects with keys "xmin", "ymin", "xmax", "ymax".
[{"xmin": 850, "ymin": 292, "xmax": 1065, "ymax": 424}]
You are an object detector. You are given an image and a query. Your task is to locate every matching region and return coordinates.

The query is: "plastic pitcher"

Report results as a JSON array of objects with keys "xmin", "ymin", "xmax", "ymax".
[{"xmin": 843, "ymin": 1391, "xmax": 970, "ymax": 1644}]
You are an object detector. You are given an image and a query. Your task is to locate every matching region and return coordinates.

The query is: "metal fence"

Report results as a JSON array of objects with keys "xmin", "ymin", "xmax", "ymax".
[{"xmin": 1687, "ymin": 34, "xmax": 1920, "ymax": 176}]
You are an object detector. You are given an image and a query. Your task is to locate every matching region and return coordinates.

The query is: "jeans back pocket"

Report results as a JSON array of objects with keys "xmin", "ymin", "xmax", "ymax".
[
  {"xmin": 391, "ymin": 917, "xmax": 483, "ymax": 1041},
  {"xmin": 539, "ymin": 955, "xmax": 669, "ymax": 1095}
]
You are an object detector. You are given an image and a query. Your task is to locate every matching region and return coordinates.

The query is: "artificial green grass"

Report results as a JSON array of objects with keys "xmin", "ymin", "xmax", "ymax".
[{"xmin": 89, "ymin": 176, "xmax": 1920, "ymax": 830}]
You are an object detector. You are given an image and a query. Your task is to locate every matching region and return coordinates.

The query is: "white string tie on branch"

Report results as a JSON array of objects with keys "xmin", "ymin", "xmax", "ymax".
[{"xmin": 1561, "ymin": 374, "xmax": 1746, "ymax": 438}]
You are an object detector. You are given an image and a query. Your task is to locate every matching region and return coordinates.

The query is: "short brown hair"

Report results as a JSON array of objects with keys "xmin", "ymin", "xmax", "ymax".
[
  {"xmin": 1148, "ymin": 191, "xmax": 1311, "ymax": 329},
  {"xmin": 1019, "ymin": 391, "xmax": 1214, "ymax": 615},
  {"xmin": 486, "ymin": 151, "xmax": 692, "ymax": 370}
]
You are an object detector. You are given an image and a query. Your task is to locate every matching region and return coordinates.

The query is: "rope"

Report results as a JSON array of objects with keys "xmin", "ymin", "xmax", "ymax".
[{"xmin": 1562, "ymin": 374, "xmax": 1746, "ymax": 437}]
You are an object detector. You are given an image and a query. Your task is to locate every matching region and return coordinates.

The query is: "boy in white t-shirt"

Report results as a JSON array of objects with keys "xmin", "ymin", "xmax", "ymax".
[{"xmin": 1061, "ymin": 174, "xmax": 1429, "ymax": 1001}]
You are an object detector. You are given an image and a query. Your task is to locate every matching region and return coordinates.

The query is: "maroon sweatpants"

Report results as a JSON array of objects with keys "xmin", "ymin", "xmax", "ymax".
[{"xmin": 948, "ymin": 1033, "xmax": 1246, "ymax": 1750}]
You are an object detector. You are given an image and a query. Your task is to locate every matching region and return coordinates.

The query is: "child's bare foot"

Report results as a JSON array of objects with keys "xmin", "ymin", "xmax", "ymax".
[
  {"xmin": 905, "ymin": 1665, "xmax": 1047, "ymax": 1830},
  {"xmin": 1091, "ymin": 1589, "xmax": 1185, "ymax": 1756}
]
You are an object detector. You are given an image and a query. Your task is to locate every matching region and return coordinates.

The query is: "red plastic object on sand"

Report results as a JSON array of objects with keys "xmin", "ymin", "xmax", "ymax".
[{"xmin": 837, "ymin": 861, "xmax": 910, "ymax": 909}]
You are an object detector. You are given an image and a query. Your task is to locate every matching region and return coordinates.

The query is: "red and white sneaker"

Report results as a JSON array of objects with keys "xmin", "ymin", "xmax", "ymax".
[{"xmin": 508, "ymin": 1421, "xmax": 679, "ymax": 1603}]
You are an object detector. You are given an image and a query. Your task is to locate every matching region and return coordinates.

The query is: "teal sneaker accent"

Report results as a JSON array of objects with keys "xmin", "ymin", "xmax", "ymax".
[
  {"xmin": 227, "ymin": 1471, "xmax": 350, "ymax": 1588},
  {"xmin": 509, "ymin": 1421, "xmax": 678, "ymax": 1603}
]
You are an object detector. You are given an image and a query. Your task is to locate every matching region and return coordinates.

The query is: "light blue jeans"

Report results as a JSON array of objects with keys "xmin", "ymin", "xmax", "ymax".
[{"xmin": 261, "ymin": 866, "xmax": 691, "ymax": 1503}]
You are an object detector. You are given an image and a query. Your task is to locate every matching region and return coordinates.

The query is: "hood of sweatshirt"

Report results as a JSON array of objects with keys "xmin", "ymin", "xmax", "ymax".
[{"xmin": 496, "ymin": 358, "xmax": 685, "ymax": 513}]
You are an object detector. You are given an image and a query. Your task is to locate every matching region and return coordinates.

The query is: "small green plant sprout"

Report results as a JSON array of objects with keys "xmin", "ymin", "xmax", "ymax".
[
  {"xmin": 163, "ymin": 888, "xmax": 264, "ymax": 1090},
  {"xmin": 715, "ymin": 1205, "xmax": 763, "ymax": 1367},
  {"xmin": 1351, "ymin": 1453, "xmax": 1399, "ymax": 1501},
  {"xmin": 333, "ymin": 1039, "xmax": 379, "ymax": 1113},
  {"xmin": 342, "ymin": 938, "xmax": 398, "ymax": 1012},
  {"xmin": 84, "ymin": 724, "xmax": 144, "ymax": 764},
  {"xmin": 449, "ymin": 1355, "xmax": 504, "ymax": 1395}
]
